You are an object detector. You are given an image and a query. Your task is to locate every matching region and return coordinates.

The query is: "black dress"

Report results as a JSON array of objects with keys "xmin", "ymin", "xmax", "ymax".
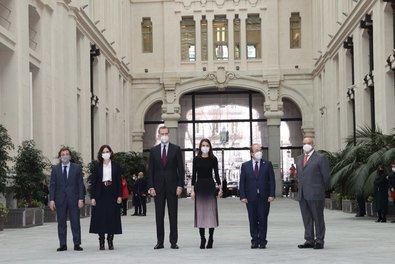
[
  {"xmin": 89, "ymin": 161, "xmax": 122, "ymax": 235},
  {"xmin": 192, "ymin": 156, "xmax": 221, "ymax": 228}
]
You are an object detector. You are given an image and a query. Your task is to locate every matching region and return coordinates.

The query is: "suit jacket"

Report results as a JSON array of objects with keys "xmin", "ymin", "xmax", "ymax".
[
  {"xmin": 296, "ymin": 151, "xmax": 331, "ymax": 201},
  {"xmin": 239, "ymin": 159, "xmax": 276, "ymax": 202},
  {"xmin": 49, "ymin": 162, "xmax": 85, "ymax": 206},
  {"xmin": 148, "ymin": 143, "xmax": 185, "ymax": 192},
  {"xmin": 90, "ymin": 161, "xmax": 122, "ymax": 200}
]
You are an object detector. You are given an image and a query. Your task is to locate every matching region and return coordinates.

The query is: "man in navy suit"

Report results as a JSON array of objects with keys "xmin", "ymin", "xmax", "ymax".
[
  {"xmin": 49, "ymin": 147, "xmax": 85, "ymax": 251},
  {"xmin": 239, "ymin": 143, "xmax": 276, "ymax": 249}
]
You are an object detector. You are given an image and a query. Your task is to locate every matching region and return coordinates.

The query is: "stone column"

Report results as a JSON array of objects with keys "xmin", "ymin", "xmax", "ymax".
[
  {"xmin": 194, "ymin": 13, "xmax": 201, "ymax": 69},
  {"xmin": 206, "ymin": 13, "xmax": 214, "ymax": 71},
  {"xmin": 264, "ymin": 78, "xmax": 284, "ymax": 197},
  {"xmin": 161, "ymin": 79, "xmax": 181, "ymax": 144},
  {"xmin": 239, "ymin": 13, "xmax": 247, "ymax": 69},
  {"xmin": 227, "ymin": 13, "xmax": 235, "ymax": 67},
  {"xmin": 131, "ymin": 130, "xmax": 144, "ymax": 153}
]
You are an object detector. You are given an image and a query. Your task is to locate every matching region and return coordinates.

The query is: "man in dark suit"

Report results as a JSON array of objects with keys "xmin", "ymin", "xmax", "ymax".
[
  {"xmin": 49, "ymin": 147, "xmax": 85, "ymax": 251},
  {"xmin": 239, "ymin": 143, "xmax": 275, "ymax": 249},
  {"xmin": 148, "ymin": 126, "xmax": 185, "ymax": 249},
  {"xmin": 296, "ymin": 137, "xmax": 331, "ymax": 250}
]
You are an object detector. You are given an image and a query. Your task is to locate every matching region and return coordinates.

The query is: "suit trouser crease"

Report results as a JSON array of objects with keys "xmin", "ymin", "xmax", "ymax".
[
  {"xmin": 299, "ymin": 198, "xmax": 325, "ymax": 244},
  {"xmin": 246, "ymin": 194, "xmax": 270, "ymax": 245},
  {"xmin": 154, "ymin": 189, "xmax": 178, "ymax": 245},
  {"xmin": 56, "ymin": 201, "xmax": 81, "ymax": 246}
]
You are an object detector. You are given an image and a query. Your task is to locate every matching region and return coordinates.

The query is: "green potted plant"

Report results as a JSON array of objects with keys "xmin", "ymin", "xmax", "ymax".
[
  {"xmin": 6, "ymin": 140, "xmax": 49, "ymax": 228},
  {"xmin": 0, "ymin": 124, "xmax": 14, "ymax": 195},
  {"xmin": 0, "ymin": 202, "xmax": 8, "ymax": 231}
]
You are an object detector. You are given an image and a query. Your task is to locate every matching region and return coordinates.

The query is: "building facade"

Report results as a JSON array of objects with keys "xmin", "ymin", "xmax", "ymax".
[{"xmin": 0, "ymin": 0, "xmax": 394, "ymax": 196}]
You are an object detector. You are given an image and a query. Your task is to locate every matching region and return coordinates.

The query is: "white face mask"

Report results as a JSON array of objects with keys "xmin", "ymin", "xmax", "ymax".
[
  {"xmin": 392, "ymin": 168, "xmax": 395, "ymax": 172},
  {"xmin": 303, "ymin": 144, "xmax": 313, "ymax": 154},
  {"xmin": 160, "ymin": 135, "xmax": 169, "ymax": 144},
  {"xmin": 102, "ymin": 153, "xmax": 111, "ymax": 160},
  {"xmin": 201, "ymin": 146, "xmax": 210, "ymax": 154},
  {"xmin": 253, "ymin": 151, "xmax": 263, "ymax": 161}
]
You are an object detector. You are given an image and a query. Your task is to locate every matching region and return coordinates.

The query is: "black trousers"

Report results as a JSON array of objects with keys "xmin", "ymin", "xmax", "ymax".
[
  {"xmin": 56, "ymin": 201, "xmax": 81, "ymax": 246},
  {"xmin": 154, "ymin": 188, "xmax": 178, "ymax": 245},
  {"xmin": 122, "ymin": 199, "xmax": 128, "ymax": 215},
  {"xmin": 246, "ymin": 193, "xmax": 270, "ymax": 246}
]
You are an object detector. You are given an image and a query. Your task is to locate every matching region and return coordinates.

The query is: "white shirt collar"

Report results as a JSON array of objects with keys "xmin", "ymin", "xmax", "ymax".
[{"xmin": 305, "ymin": 150, "xmax": 315, "ymax": 158}]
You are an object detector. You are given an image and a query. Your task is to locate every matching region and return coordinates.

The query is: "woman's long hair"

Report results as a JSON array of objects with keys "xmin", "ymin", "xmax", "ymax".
[{"xmin": 196, "ymin": 138, "xmax": 215, "ymax": 159}]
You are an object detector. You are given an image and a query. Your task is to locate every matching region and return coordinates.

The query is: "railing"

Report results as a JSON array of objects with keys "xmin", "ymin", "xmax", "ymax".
[
  {"xmin": 29, "ymin": 27, "xmax": 38, "ymax": 50},
  {"xmin": 0, "ymin": 1, "xmax": 12, "ymax": 30}
]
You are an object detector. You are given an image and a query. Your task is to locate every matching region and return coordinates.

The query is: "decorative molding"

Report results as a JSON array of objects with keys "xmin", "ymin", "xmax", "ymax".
[{"xmin": 204, "ymin": 66, "xmax": 237, "ymax": 90}]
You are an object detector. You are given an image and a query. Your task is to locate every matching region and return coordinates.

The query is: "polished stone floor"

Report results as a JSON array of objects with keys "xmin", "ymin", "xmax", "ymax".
[{"xmin": 0, "ymin": 198, "xmax": 394, "ymax": 264}]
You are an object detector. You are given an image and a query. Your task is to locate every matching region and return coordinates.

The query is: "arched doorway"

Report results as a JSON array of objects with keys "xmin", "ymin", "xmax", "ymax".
[
  {"xmin": 280, "ymin": 99, "xmax": 303, "ymax": 196},
  {"xmin": 142, "ymin": 91, "xmax": 303, "ymax": 196}
]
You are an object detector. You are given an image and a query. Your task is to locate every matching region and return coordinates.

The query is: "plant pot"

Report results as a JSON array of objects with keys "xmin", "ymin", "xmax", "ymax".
[
  {"xmin": 5, "ymin": 207, "xmax": 44, "ymax": 228},
  {"xmin": 341, "ymin": 199, "xmax": 357, "ymax": 213},
  {"xmin": 365, "ymin": 202, "xmax": 376, "ymax": 217},
  {"xmin": 325, "ymin": 198, "xmax": 338, "ymax": 210},
  {"xmin": 44, "ymin": 206, "xmax": 57, "ymax": 222},
  {"xmin": 80, "ymin": 204, "xmax": 91, "ymax": 218},
  {"xmin": 0, "ymin": 216, "xmax": 4, "ymax": 231}
]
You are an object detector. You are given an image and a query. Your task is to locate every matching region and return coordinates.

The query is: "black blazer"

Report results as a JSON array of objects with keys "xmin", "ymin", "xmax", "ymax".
[
  {"xmin": 148, "ymin": 143, "xmax": 185, "ymax": 192},
  {"xmin": 90, "ymin": 161, "xmax": 122, "ymax": 200},
  {"xmin": 49, "ymin": 162, "xmax": 85, "ymax": 206}
]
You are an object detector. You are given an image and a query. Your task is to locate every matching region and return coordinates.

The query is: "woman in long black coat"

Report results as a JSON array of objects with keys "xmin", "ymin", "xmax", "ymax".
[
  {"xmin": 89, "ymin": 145, "xmax": 122, "ymax": 250},
  {"xmin": 374, "ymin": 165, "xmax": 389, "ymax": 223}
]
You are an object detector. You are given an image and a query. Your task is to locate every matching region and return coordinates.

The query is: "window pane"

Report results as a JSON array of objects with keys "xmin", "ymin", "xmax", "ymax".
[
  {"xmin": 142, "ymin": 18, "xmax": 153, "ymax": 53},
  {"xmin": 194, "ymin": 93, "xmax": 250, "ymax": 120},
  {"xmin": 246, "ymin": 14, "xmax": 261, "ymax": 59},
  {"xmin": 180, "ymin": 94, "xmax": 193, "ymax": 121},
  {"xmin": 177, "ymin": 123, "xmax": 194, "ymax": 149},
  {"xmin": 251, "ymin": 93, "xmax": 264, "ymax": 119},
  {"xmin": 180, "ymin": 17, "xmax": 196, "ymax": 61},
  {"xmin": 194, "ymin": 122, "xmax": 251, "ymax": 149},
  {"xmin": 213, "ymin": 15, "xmax": 228, "ymax": 60},
  {"xmin": 290, "ymin": 12, "xmax": 301, "ymax": 49},
  {"xmin": 252, "ymin": 121, "xmax": 268, "ymax": 147},
  {"xmin": 234, "ymin": 17, "xmax": 240, "ymax": 60}
]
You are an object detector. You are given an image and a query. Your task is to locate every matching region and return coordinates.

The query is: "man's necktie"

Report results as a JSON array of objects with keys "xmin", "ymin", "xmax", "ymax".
[
  {"xmin": 63, "ymin": 166, "xmax": 67, "ymax": 179},
  {"xmin": 162, "ymin": 145, "xmax": 168, "ymax": 166},
  {"xmin": 254, "ymin": 161, "xmax": 259, "ymax": 178},
  {"xmin": 303, "ymin": 155, "xmax": 309, "ymax": 167}
]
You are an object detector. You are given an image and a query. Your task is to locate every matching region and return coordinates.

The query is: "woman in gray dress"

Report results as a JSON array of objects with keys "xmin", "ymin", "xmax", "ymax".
[{"xmin": 191, "ymin": 139, "xmax": 222, "ymax": 249}]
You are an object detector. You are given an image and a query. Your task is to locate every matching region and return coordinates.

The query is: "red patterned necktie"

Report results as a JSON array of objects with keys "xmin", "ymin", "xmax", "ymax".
[{"xmin": 303, "ymin": 154, "xmax": 308, "ymax": 167}]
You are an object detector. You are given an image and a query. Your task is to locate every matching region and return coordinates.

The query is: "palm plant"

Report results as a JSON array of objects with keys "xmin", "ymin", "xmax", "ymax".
[{"xmin": 330, "ymin": 126, "xmax": 395, "ymax": 198}]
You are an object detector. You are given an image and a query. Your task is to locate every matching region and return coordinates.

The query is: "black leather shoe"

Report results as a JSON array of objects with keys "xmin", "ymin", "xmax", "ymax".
[
  {"xmin": 171, "ymin": 244, "xmax": 179, "ymax": 249},
  {"xmin": 259, "ymin": 244, "xmax": 266, "ymax": 249},
  {"xmin": 251, "ymin": 244, "xmax": 259, "ymax": 249},
  {"xmin": 57, "ymin": 245, "xmax": 67, "ymax": 251},
  {"xmin": 313, "ymin": 243, "xmax": 324, "ymax": 250},
  {"xmin": 154, "ymin": 244, "xmax": 164, "ymax": 250},
  {"xmin": 298, "ymin": 242, "xmax": 314, "ymax": 249},
  {"xmin": 381, "ymin": 218, "xmax": 387, "ymax": 223},
  {"xmin": 74, "ymin": 245, "xmax": 83, "ymax": 251}
]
